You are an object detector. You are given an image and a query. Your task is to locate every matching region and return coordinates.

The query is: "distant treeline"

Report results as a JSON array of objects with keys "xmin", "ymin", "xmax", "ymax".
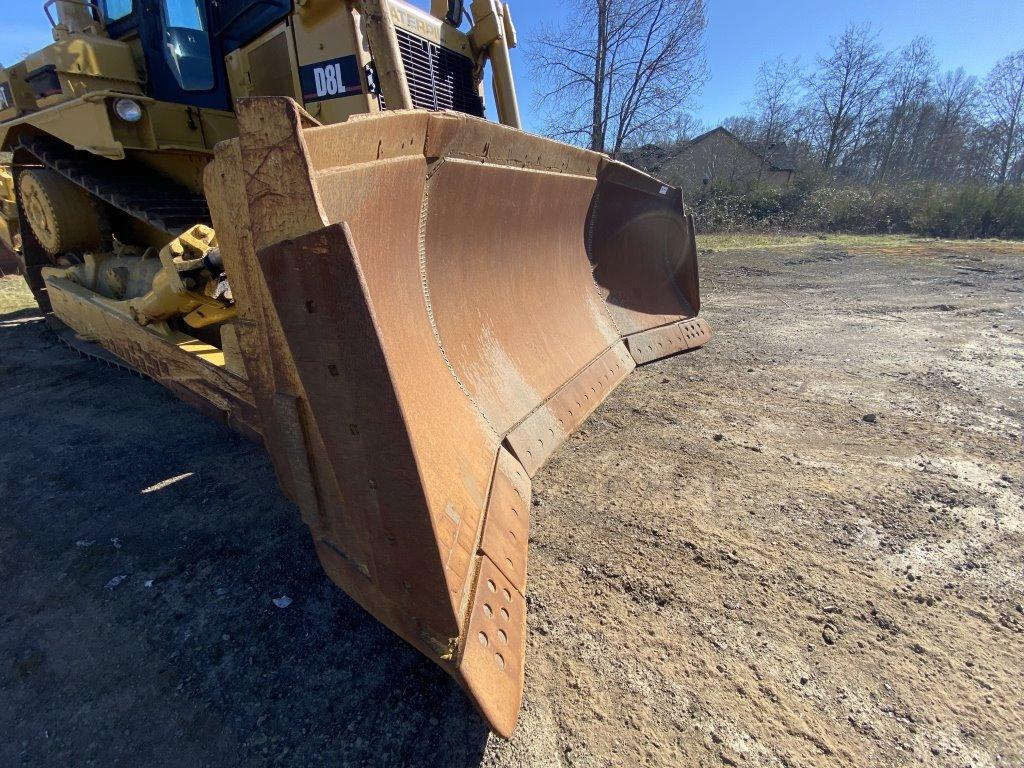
[
  {"xmin": 661, "ymin": 27, "xmax": 1024, "ymax": 188},
  {"xmin": 691, "ymin": 182, "xmax": 1024, "ymax": 240},
  {"xmin": 645, "ymin": 26, "xmax": 1024, "ymax": 239}
]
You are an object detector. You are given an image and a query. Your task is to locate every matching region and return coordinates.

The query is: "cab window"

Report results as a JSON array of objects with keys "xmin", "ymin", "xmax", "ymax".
[
  {"xmin": 103, "ymin": 0, "xmax": 133, "ymax": 22},
  {"xmin": 162, "ymin": 0, "xmax": 204, "ymax": 28},
  {"xmin": 159, "ymin": 0, "xmax": 214, "ymax": 91}
]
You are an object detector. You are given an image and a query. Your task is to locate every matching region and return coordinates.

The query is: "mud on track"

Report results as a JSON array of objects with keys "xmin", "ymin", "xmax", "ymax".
[{"xmin": 1, "ymin": 240, "xmax": 1022, "ymax": 767}]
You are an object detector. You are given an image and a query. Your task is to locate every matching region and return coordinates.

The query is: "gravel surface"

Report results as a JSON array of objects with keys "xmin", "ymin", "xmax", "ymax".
[{"xmin": 1, "ymin": 240, "xmax": 1022, "ymax": 767}]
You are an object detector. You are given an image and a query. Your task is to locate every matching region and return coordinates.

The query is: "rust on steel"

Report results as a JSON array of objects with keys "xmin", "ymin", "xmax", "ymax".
[{"xmin": 205, "ymin": 97, "xmax": 711, "ymax": 736}]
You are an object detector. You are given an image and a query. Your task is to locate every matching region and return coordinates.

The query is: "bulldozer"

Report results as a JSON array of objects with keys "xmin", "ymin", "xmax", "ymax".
[{"xmin": 0, "ymin": 0, "xmax": 710, "ymax": 736}]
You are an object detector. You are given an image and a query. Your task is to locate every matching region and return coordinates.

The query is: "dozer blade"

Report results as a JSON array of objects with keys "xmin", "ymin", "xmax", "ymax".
[{"xmin": 204, "ymin": 98, "xmax": 710, "ymax": 736}]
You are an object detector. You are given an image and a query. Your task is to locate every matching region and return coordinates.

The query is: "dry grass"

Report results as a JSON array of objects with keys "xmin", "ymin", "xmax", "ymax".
[
  {"xmin": 699, "ymin": 231, "xmax": 1024, "ymax": 255},
  {"xmin": 0, "ymin": 274, "xmax": 35, "ymax": 316}
]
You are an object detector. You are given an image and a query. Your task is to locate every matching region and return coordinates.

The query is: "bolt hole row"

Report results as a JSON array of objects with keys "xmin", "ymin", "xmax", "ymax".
[{"xmin": 478, "ymin": 630, "xmax": 509, "ymax": 647}]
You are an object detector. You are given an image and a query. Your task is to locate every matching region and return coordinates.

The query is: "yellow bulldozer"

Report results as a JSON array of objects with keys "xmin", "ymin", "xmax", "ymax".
[{"xmin": 0, "ymin": 0, "xmax": 710, "ymax": 735}]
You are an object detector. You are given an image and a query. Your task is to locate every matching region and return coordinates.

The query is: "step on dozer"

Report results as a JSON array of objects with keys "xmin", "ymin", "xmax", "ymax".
[{"xmin": 205, "ymin": 98, "xmax": 711, "ymax": 735}]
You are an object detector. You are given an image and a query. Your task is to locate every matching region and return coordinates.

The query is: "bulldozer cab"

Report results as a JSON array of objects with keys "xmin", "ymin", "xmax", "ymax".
[
  {"xmin": 98, "ymin": 0, "xmax": 292, "ymax": 111},
  {"xmin": 94, "ymin": 0, "xmax": 490, "ymax": 122},
  {"xmin": 1, "ymin": 0, "xmax": 512, "ymax": 162}
]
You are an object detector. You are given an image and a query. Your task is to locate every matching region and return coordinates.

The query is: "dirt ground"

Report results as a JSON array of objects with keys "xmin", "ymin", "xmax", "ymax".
[{"xmin": 1, "ymin": 238, "xmax": 1022, "ymax": 767}]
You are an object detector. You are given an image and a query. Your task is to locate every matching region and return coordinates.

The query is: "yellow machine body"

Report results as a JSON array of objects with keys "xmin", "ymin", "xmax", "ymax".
[{"xmin": 0, "ymin": 0, "xmax": 709, "ymax": 736}]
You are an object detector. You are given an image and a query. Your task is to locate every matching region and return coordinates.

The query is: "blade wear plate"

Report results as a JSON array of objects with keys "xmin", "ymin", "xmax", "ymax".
[{"xmin": 205, "ymin": 97, "xmax": 710, "ymax": 736}]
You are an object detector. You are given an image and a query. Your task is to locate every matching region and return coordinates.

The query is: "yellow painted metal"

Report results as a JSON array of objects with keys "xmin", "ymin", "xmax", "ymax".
[
  {"xmin": 360, "ymin": 0, "xmax": 414, "ymax": 110},
  {"xmin": 290, "ymin": 0, "xmax": 374, "ymax": 124},
  {"xmin": 127, "ymin": 225, "xmax": 235, "ymax": 327},
  {"xmin": 41, "ymin": 268, "xmax": 260, "ymax": 440},
  {"xmin": 1, "ymin": 93, "xmax": 136, "ymax": 158},
  {"xmin": 225, "ymin": 22, "xmax": 303, "ymax": 103},
  {"xmin": 1, "ymin": 2, "xmax": 710, "ymax": 739},
  {"xmin": 1, "ymin": 0, "xmax": 482, "ymax": 160},
  {"xmin": 176, "ymin": 338, "xmax": 226, "ymax": 366},
  {"xmin": 18, "ymin": 168, "xmax": 102, "ymax": 254},
  {"xmin": 51, "ymin": 1, "xmax": 106, "ymax": 37},
  {"xmin": 24, "ymin": 35, "xmax": 142, "ymax": 109},
  {"xmin": 0, "ymin": 167, "xmax": 19, "ymax": 258},
  {"xmin": 470, "ymin": 0, "xmax": 520, "ymax": 127},
  {"xmin": 37, "ymin": 225, "xmax": 234, "ymax": 333},
  {"xmin": 0, "ymin": 62, "xmax": 39, "ymax": 121}
]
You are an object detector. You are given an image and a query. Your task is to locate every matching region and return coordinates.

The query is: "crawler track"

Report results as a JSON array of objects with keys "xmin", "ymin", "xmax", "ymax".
[{"xmin": 14, "ymin": 134, "xmax": 210, "ymax": 234}]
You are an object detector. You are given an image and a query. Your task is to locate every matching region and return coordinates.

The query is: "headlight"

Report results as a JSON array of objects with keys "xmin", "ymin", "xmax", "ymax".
[{"xmin": 113, "ymin": 98, "xmax": 143, "ymax": 123}]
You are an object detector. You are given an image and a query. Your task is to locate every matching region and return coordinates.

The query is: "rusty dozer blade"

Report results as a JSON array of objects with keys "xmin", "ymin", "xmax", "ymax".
[{"xmin": 205, "ymin": 98, "xmax": 711, "ymax": 736}]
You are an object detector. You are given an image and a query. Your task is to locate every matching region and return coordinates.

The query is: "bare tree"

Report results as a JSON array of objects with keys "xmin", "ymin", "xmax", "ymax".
[
  {"xmin": 749, "ymin": 57, "xmax": 800, "ymax": 177},
  {"xmin": 874, "ymin": 37, "xmax": 936, "ymax": 182},
  {"xmin": 721, "ymin": 115, "xmax": 759, "ymax": 143},
  {"xmin": 530, "ymin": 0, "xmax": 707, "ymax": 156},
  {"xmin": 984, "ymin": 50, "xmax": 1024, "ymax": 184},
  {"xmin": 804, "ymin": 24, "xmax": 888, "ymax": 172},
  {"xmin": 590, "ymin": 16, "xmax": 1024, "ymax": 190},
  {"xmin": 923, "ymin": 68, "xmax": 978, "ymax": 180},
  {"xmin": 753, "ymin": 58, "xmax": 799, "ymax": 143}
]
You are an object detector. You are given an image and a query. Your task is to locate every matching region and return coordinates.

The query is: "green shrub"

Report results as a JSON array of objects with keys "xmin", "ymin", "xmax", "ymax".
[{"xmin": 690, "ymin": 181, "xmax": 1024, "ymax": 239}]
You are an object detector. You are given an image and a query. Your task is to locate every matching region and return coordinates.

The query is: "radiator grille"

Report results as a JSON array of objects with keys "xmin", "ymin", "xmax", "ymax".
[{"xmin": 389, "ymin": 28, "xmax": 484, "ymax": 117}]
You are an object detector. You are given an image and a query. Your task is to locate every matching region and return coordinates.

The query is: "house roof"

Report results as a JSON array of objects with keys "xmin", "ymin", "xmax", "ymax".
[
  {"xmin": 619, "ymin": 143, "xmax": 675, "ymax": 173},
  {"xmin": 682, "ymin": 126, "xmax": 797, "ymax": 173},
  {"xmin": 751, "ymin": 140, "xmax": 798, "ymax": 172}
]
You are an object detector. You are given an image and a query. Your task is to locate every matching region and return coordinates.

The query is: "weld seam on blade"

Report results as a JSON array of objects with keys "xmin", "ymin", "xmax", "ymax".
[
  {"xmin": 455, "ymin": 445, "xmax": 507, "ymax": 635},
  {"xmin": 443, "ymin": 154, "xmax": 596, "ymax": 179},
  {"xmin": 423, "ymin": 154, "xmax": 446, "ymax": 182},
  {"xmin": 318, "ymin": 538, "xmax": 372, "ymax": 580},
  {"xmin": 585, "ymin": 186, "xmax": 600, "ymax": 262},
  {"xmin": 416, "ymin": 168, "xmax": 500, "ymax": 437},
  {"xmin": 500, "ymin": 339, "xmax": 621, "ymax": 438},
  {"xmin": 501, "ymin": 341, "xmax": 634, "ymax": 476},
  {"xmin": 455, "ymin": 553, "xmax": 487, "ymax": 662}
]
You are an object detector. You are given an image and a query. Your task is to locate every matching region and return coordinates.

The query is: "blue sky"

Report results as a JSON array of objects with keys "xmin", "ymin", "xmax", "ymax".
[{"xmin": 3, "ymin": 0, "xmax": 1022, "ymax": 134}]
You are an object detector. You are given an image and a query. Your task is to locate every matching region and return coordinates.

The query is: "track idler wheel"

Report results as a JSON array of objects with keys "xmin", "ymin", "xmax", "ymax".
[{"xmin": 18, "ymin": 168, "xmax": 102, "ymax": 256}]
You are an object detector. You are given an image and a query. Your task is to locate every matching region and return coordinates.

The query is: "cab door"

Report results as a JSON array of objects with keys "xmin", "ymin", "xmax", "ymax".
[{"xmin": 101, "ymin": 0, "xmax": 232, "ymax": 111}]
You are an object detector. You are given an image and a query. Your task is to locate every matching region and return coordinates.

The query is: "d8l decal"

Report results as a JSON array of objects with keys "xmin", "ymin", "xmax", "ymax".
[{"xmin": 299, "ymin": 56, "xmax": 363, "ymax": 103}]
